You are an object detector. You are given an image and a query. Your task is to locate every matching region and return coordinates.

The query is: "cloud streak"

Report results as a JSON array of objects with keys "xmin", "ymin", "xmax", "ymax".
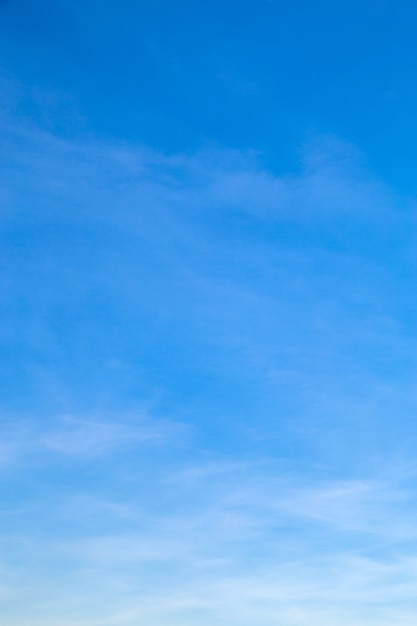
[
  {"xmin": 5, "ymin": 462, "xmax": 417, "ymax": 626},
  {"xmin": 1, "ymin": 108, "xmax": 417, "ymax": 625}
]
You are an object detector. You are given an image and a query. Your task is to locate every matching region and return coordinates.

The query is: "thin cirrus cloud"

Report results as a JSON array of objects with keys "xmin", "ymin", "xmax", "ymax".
[
  {"xmin": 5, "ymin": 463, "xmax": 417, "ymax": 626},
  {"xmin": 1, "ymin": 106, "xmax": 417, "ymax": 625},
  {"xmin": 0, "ymin": 414, "xmax": 178, "ymax": 467},
  {"xmin": 40, "ymin": 415, "xmax": 171, "ymax": 457},
  {"xmin": 2, "ymin": 111, "xmax": 414, "ymax": 458}
]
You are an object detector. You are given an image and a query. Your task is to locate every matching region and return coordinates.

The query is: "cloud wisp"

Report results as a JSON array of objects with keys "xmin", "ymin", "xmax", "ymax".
[
  {"xmin": 1, "ymin": 111, "xmax": 417, "ymax": 625},
  {"xmin": 4, "ymin": 461, "xmax": 417, "ymax": 626}
]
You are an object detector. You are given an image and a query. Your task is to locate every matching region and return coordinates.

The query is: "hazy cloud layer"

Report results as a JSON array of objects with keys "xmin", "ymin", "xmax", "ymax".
[{"xmin": 1, "ymin": 109, "xmax": 417, "ymax": 625}]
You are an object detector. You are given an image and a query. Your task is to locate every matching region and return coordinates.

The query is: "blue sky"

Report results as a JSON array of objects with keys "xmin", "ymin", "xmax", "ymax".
[{"xmin": 1, "ymin": 1, "xmax": 417, "ymax": 624}]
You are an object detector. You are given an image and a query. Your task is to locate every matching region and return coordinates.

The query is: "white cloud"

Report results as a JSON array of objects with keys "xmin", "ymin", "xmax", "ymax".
[
  {"xmin": 40, "ymin": 415, "xmax": 167, "ymax": 457},
  {"xmin": 0, "ymin": 413, "xmax": 182, "ymax": 467},
  {"xmin": 1, "ymin": 111, "xmax": 417, "ymax": 625}
]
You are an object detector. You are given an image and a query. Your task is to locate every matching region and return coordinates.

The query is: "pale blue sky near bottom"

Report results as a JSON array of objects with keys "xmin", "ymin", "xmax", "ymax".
[{"xmin": 1, "ymin": 1, "xmax": 417, "ymax": 624}]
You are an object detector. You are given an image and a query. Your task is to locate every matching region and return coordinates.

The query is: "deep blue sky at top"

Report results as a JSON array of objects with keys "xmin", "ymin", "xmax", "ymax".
[
  {"xmin": 1, "ymin": 0, "xmax": 416, "ymax": 463},
  {"xmin": 2, "ymin": 0, "xmax": 417, "ymax": 189}
]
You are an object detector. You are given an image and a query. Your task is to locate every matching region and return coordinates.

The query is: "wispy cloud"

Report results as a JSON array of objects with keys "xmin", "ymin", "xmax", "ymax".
[
  {"xmin": 6, "ymin": 462, "xmax": 417, "ymax": 626},
  {"xmin": 0, "ymin": 413, "xmax": 181, "ymax": 467},
  {"xmin": 1, "ymin": 108, "xmax": 417, "ymax": 625},
  {"xmin": 40, "ymin": 415, "xmax": 169, "ymax": 456}
]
